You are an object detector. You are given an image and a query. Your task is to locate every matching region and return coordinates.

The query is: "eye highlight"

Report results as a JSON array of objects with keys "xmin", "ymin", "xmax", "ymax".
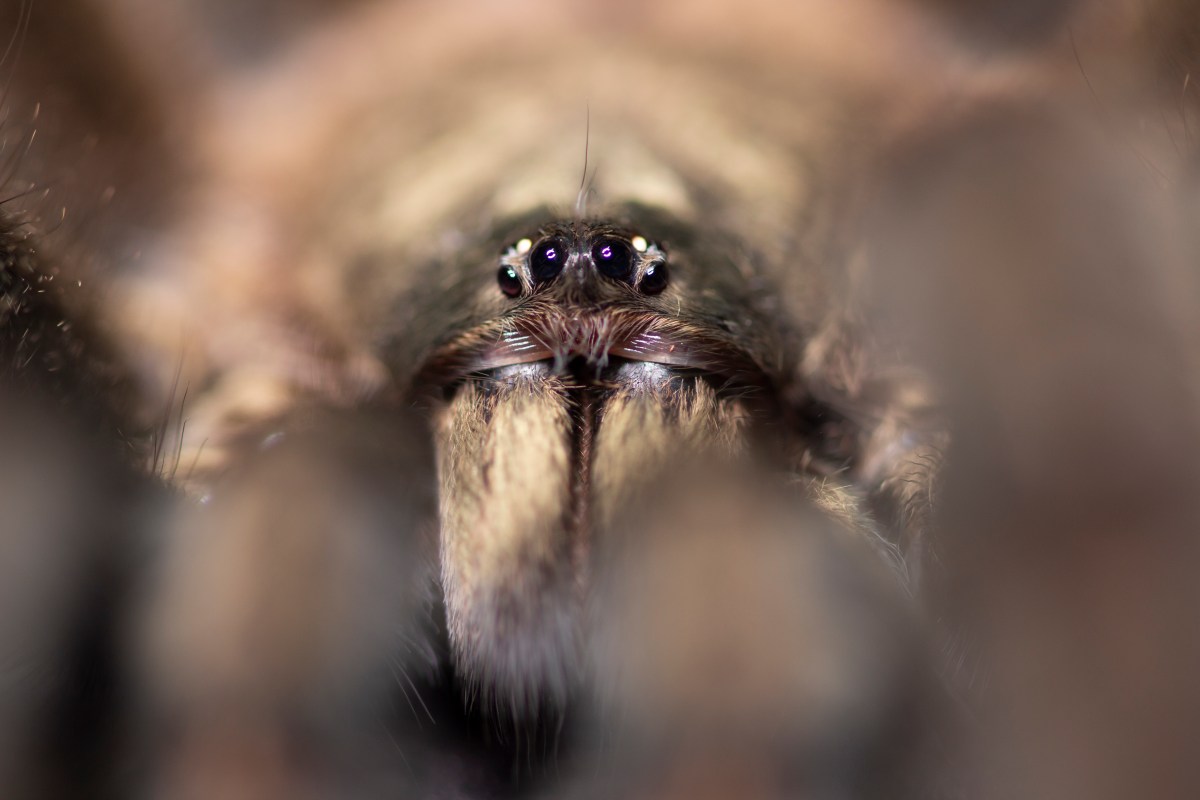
[
  {"xmin": 530, "ymin": 238, "xmax": 568, "ymax": 284},
  {"xmin": 592, "ymin": 238, "xmax": 634, "ymax": 283},
  {"xmin": 639, "ymin": 261, "xmax": 669, "ymax": 294},
  {"xmin": 497, "ymin": 265, "xmax": 522, "ymax": 297}
]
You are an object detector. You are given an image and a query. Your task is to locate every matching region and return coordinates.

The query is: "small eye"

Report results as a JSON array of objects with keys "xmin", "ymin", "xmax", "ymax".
[
  {"xmin": 592, "ymin": 238, "xmax": 634, "ymax": 283},
  {"xmin": 530, "ymin": 238, "xmax": 567, "ymax": 284},
  {"xmin": 639, "ymin": 261, "xmax": 669, "ymax": 295},
  {"xmin": 497, "ymin": 265, "xmax": 522, "ymax": 297}
]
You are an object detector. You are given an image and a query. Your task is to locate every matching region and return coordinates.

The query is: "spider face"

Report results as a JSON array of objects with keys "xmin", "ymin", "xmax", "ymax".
[
  {"xmin": 415, "ymin": 212, "xmax": 788, "ymax": 394},
  {"xmin": 475, "ymin": 223, "xmax": 739, "ymax": 379},
  {"xmin": 497, "ymin": 227, "xmax": 666, "ymax": 299},
  {"xmin": 420, "ymin": 215, "xmax": 788, "ymax": 707}
]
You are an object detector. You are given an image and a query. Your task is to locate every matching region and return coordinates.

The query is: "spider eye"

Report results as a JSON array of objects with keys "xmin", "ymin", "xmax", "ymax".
[
  {"xmin": 497, "ymin": 265, "xmax": 522, "ymax": 297},
  {"xmin": 530, "ymin": 238, "xmax": 567, "ymax": 284},
  {"xmin": 639, "ymin": 261, "xmax": 669, "ymax": 295},
  {"xmin": 592, "ymin": 237, "xmax": 634, "ymax": 283}
]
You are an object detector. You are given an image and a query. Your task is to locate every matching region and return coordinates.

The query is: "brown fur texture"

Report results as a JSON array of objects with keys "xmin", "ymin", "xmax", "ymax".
[{"xmin": 1, "ymin": 1, "xmax": 1199, "ymax": 798}]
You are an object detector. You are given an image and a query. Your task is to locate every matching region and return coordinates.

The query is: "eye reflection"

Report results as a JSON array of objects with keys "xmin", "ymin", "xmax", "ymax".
[
  {"xmin": 592, "ymin": 237, "xmax": 634, "ymax": 283},
  {"xmin": 497, "ymin": 265, "xmax": 522, "ymax": 297},
  {"xmin": 639, "ymin": 261, "xmax": 669, "ymax": 294},
  {"xmin": 530, "ymin": 239, "xmax": 567, "ymax": 284}
]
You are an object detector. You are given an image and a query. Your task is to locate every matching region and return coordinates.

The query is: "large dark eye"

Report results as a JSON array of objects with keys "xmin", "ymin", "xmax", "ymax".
[
  {"xmin": 592, "ymin": 238, "xmax": 634, "ymax": 283},
  {"xmin": 639, "ymin": 261, "xmax": 669, "ymax": 295},
  {"xmin": 497, "ymin": 265, "xmax": 522, "ymax": 297},
  {"xmin": 530, "ymin": 238, "xmax": 567, "ymax": 284}
]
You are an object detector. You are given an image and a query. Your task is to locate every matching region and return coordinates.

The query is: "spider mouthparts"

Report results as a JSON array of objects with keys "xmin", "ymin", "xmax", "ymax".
[
  {"xmin": 418, "ymin": 305, "xmax": 767, "ymax": 392},
  {"xmin": 465, "ymin": 316, "xmax": 747, "ymax": 378}
]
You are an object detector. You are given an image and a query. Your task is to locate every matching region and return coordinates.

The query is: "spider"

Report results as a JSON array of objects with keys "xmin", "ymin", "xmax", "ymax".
[{"xmin": 1, "ymin": 1, "xmax": 1198, "ymax": 799}]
